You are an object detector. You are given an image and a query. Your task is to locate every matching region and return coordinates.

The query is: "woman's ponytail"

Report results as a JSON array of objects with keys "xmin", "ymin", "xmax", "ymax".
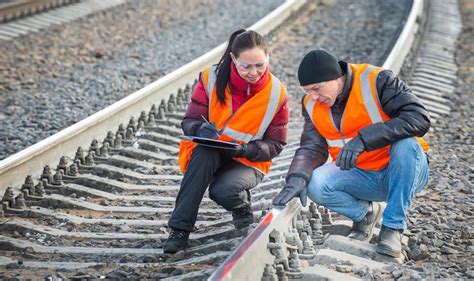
[{"xmin": 215, "ymin": 29, "xmax": 246, "ymax": 105}]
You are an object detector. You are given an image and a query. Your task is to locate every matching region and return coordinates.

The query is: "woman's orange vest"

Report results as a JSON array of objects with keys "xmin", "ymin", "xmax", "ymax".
[
  {"xmin": 304, "ymin": 63, "xmax": 429, "ymax": 171},
  {"xmin": 178, "ymin": 65, "xmax": 287, "ymax": 174}
]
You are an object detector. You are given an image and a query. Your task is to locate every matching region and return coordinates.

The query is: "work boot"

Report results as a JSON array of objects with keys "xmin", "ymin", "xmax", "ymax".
[
  {"xmin": 347, "ymin": 202, "xmax": 382, "ymax": 241},
  {"xmin": 232, "ymin": 206, "xmax": 254, "ymax": 229},
  {"xmin": 376, "ymin": 225, "xmax": 403, "ymax": 258},
  {"xmin": 163, "ymin": 228, "xmax": 190, "ymax": 254}
]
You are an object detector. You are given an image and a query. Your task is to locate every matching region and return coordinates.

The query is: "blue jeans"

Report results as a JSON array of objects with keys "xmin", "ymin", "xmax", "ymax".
[{"xmin": 307, "ymin": 138, "xmax": 429, "ymax": 229}]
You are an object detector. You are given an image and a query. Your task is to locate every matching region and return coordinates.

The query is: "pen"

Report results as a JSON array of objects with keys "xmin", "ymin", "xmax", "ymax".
[
  {"xmin": 201, "ymin": 115, "xmax": 211, "ymax": 125},
  {"xmin": 201, "ymin": 115, "xmax": 221, "ymax": 137}
]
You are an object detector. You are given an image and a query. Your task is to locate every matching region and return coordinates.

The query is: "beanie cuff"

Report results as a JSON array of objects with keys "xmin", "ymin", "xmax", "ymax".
[{"xmin": 298, "ymin": 50, "xmax": 343, "ymax": 85}]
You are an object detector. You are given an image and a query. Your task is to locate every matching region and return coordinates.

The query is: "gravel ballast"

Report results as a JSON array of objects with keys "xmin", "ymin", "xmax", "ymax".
[
  {"xmin": 402, "ymin": 0, "xmax": 473, "ymax": 278},
  {"xmin": 0, "ymin": 0, "xmax": 283, "ymax": 160}
]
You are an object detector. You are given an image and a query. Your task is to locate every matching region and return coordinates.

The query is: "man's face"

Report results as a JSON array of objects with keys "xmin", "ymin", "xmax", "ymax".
[{"xmin": 301, "ymin": 79, "xmax": 340, "ymax": 107}]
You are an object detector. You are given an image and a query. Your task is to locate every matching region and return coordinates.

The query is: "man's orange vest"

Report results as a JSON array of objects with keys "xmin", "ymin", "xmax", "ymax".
[
  {"xmin": 178, "ymin": 65, "xmax": 287, "ymax": 174},
  {"xmin": 304, "ymin": 63, "xmax": 429, "ymax": 171}
]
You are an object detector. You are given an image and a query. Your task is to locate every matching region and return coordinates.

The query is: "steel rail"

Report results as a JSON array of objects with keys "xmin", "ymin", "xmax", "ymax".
[
  {"xmin": 0, "ymin": 0, "xmax": 308, "ymax": 193},
  {"xmin": 382, "ymin": 0, "xmax": 423, "ymax": 72},
  {"xmin": 209, "ymin": 0, "xmax": 425, "ymax": 280},
  {"xmin": 0, "ymin": 0, "xmax": 77, "ymax": 22}
]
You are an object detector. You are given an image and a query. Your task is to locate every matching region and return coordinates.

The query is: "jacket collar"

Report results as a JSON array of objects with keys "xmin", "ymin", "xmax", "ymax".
[
  {"xmin": 333, "ymin": 61, "xmax": 353, "ymax": 106},
  {"xmin": 229, "ymin": 62, "xmax": 270, "ymax": 95}
]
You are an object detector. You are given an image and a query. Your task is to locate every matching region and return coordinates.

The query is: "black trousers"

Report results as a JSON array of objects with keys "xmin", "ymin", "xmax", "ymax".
[{"xmin": 168, "ymin": 145, "xmax": 264, "ymax": 232}]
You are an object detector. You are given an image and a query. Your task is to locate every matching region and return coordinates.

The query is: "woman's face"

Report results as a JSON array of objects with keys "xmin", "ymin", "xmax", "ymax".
[{"xmin": 231, "ymin": 47, "xmax": 269, "ymax": 84}]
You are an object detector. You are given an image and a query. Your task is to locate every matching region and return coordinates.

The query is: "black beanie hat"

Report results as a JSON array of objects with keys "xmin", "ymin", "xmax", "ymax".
[{"xmin": 298, "ymin": 50, "xmax": 343, "ymax": 86}]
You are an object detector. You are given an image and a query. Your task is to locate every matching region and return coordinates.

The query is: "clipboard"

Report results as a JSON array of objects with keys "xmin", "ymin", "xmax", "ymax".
[{"xmin": 183, "ymin": 136, "xmax": 240, "ymax": 150}]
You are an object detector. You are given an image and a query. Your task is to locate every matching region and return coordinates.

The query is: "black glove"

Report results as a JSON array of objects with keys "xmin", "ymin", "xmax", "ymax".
[
  {"xmin": 272, "ymin": 176, "xmax": 308, "ymax": 207},
  {"xmin": 335, "ymin": 135, "xmax": 366, "ymax": 170},
  {"xmin": 221, "ymin": 143, "xmax": 248, "ymax": 158},
  {"xmin": 194, "ymin": 122, "xmax": 220, "ymax": 139}
]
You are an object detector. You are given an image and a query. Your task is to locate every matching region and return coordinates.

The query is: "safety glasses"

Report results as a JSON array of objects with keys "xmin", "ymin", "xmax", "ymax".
[
  {"xmin": 231, "ymin": 54, "xmax": 269, "ymax": 72},
  {"xmin": 300, "ymin": 82, "xmax": 326, "ymax": 95}
]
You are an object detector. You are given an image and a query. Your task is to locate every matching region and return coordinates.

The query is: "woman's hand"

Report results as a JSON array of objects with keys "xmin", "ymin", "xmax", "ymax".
[{"xmin": 194, "ymin": 122, "xmax": 220, "ymax": 139}]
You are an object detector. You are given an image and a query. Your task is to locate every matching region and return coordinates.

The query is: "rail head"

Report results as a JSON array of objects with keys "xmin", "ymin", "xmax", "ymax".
[
  {"xmin": 383, "ymin": 0, "xmax": 424, "ymax": 74},
  {"xmin": 210, "ymin": 0, "xmax": 425, "ymax": 279},
  {"xmin": 0, "ymin": 0, "xmax": 77, "ymax": 22},
  {"xmin": 0, "ymin": 0, "xmax": 307, "ymax": 192},
  {"xmin": 209, "ymin": 201, "xmax": 302, "ymax": 281}
]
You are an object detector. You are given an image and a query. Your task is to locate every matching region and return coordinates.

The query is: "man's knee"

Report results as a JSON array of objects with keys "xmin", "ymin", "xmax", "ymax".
[
  {"xmin": 307, "ymin": 165, "xmax": 337, "ymax": 205},
  {"xmin": 390, "ymin": 138, "xmax": 421, "ymax": 156}
]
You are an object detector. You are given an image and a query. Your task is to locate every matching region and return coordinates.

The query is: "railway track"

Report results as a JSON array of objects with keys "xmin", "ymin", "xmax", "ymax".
[
  {"xmin": 0, "ymin": 0, "xmax": 125, "ymax": 40},
  {"xmin": 0, "ymin": 0, "xmax": 462, "ymax": 279},
  {"xmin": 0, "ymin": 0, "xmax": 77, "ymax": 22}
]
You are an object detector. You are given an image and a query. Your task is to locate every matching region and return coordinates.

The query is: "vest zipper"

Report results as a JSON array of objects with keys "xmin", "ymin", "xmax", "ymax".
[
  {"xmin": 340, "ymin": 115, "xmax": 346, "ymax": 145},
  {"xmin": 247, "ymin": 83, "xmax": 250, "ymax": 96},
  {"xmin": 331, "ymin": 107, "xmax": 346, "ymax": 145}
]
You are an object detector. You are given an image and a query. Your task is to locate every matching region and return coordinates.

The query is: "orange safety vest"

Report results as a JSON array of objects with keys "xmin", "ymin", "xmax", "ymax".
[
  {"xmin": 304, "ymin": 63, "xmax": 429, "ymax": 171},
  {"xmin": 178, "ymin": 65, "xmax": 287, "ymax": 174}
]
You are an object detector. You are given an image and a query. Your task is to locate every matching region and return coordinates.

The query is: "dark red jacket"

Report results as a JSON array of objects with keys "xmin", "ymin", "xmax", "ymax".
[{"xmin": 182, "ymin": 63, "xmax": 289, "ymax": 162}]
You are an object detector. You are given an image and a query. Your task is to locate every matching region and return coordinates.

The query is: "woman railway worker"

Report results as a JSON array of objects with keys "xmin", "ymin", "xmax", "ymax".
[{"xmin": 164, "ymin": 29, "xmax": 289, "ymax": 253}]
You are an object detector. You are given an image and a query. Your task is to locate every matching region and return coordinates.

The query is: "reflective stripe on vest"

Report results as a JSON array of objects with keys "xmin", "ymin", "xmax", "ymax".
[
  {"xmin": 204, "ymin": 65, "xmax": 218, "ymax": 118},
  {"xmin": 361, "ymin": 66, "xmax": 383, "ymax": 124},
  {"xmin": 305, "ymin": 98, "xmax": 315, "ymax": 124},
  {"xmin": 204, "ymin": 65, "xmax": 218, "ymax": 98},
  {"xmin": 327, "ymin": 138, "xmax": 353, "ymax": 147},
  {"xmin": 223, "ymin": 127, "xmax": 254, "ymax": 143}
]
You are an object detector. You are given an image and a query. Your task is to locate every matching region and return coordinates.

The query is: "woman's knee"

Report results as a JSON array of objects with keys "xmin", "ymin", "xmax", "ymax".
[
  {"xmin": 209, "ymin": 185, "xmax": 246, "ymax": 210},
  {"xmin": 209, "ymin": 189, "xmax": 227, "ymax": 206},
  {"xmin": 191, "ymin": 145, "xmax": 220, "ymax": 159}
]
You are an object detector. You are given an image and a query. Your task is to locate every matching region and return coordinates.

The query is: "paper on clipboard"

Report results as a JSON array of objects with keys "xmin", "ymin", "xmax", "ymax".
[{"xmin": 182, "ymin": 136, "xmax": 240, "ymax": 150}]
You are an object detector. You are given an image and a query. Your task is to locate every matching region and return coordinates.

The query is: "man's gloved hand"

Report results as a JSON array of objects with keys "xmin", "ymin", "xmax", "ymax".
[
  {"xmin": 272, "ymin": 176, "xmax": 308, "ymax": 207},
  {"xmin": 335, "ymin": 135, "xmax": 366, "ymax": 170},
  {"xmin": 194, "ymin": 122, "xmax": 220, "ymax": 139}
]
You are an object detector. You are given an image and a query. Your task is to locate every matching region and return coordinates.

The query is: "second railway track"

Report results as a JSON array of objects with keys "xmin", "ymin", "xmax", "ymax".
[
  {"xmin": 0, "ymin": 0, "xmax": 126, "ymax": 40},
  {"xmin": 0, "ymin": 0, "xmax": 467, "ymax": 279},
  {"xmin": 0, "ymin": 0, "xmax": 78, "ymax": 22}
]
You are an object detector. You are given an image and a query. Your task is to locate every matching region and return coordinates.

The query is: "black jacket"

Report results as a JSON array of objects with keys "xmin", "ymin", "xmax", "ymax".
[{"xmin": 287, "ymin": 62, "xmax": 431, "ymax": 183}]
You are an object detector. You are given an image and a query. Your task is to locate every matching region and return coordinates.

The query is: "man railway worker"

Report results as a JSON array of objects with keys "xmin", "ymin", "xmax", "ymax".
[
  {"xmin": 273, "ymin": 50, "xmax": 430, "ymax": 258},
  {"xmin": 163, "ymin": 29, "xmax": 289, "ymax": 254}
]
